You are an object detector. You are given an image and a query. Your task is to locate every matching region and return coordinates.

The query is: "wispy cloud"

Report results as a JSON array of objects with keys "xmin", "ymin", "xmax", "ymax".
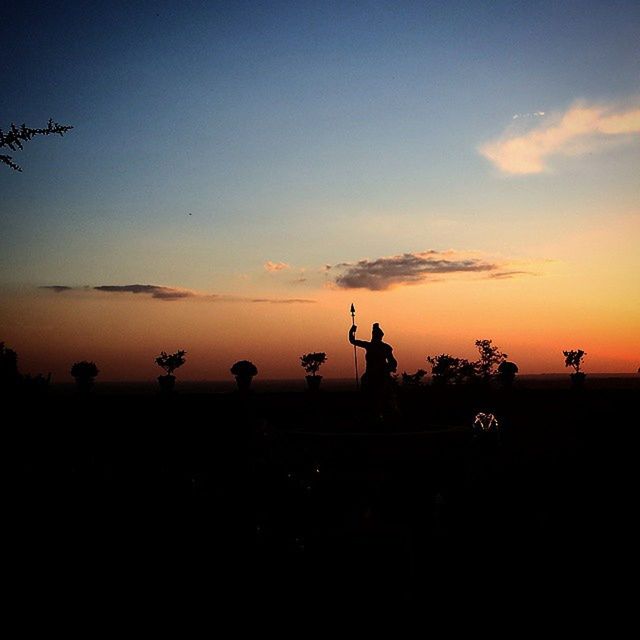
[
  {"xmin": 94, "ymin": 284, "xmax": 196, "ymax": 300},
  {"xmin": 488, "ymin": 270, "xmax": 537, "ymax": 280},
  {"xmin": 250, "ymin": 298, "xmax": 316, "ymax": 304},
  {"xmin": 328, "ymin": 251, "xmax": 500, "ymax": 290},
  {"xmin": 481, "ymin": 99, "xmax": 640, "ymax": 174},
  {"xmin": 40, "ymin": 283, "xmax": 315, "ymax": 304},
  {"xmin": 512, "ymin": 111, "xmax": 545, "ymax": 120},
  {"xmin": 39, "ymin": 285, "xmax": 73, "ymax": 293},
  {"xmin": 264, "ymin": 261, "xmax": 290, "ymax": 272}
]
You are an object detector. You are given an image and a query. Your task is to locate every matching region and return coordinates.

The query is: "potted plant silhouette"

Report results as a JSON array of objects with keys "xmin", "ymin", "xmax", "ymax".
[
  {"xmin": 70, "ymin": 361, "xmax": 99, "ymax": 393},
  {"xmin": 563, "ymin": 349, "xmax": 586, "ymax": 388},
  {"xmin": 231, "ymin": 360, "xmax": 258, "ymax": 393},
  {"xmin": 300, "ymin": 352, "xmax": 327, "ymax": 391},
  {"xmin": 155, "ymin": 350, "xmax": 186, "ymax": 393}
]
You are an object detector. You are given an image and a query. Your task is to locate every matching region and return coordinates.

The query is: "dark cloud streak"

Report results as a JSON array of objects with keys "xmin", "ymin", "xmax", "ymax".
[
  {"xmin": 488, "ymin": 270, "xmax": 536, "ymax": 279},
  {"xmin": 250, "ymin": 298, "xmax": 316, "ymax": 304},
  {"xmin": 94, "ymin": 284, "xmax": 195, "ymax": 300},
  {"xmin": 39, "ymin": 285, "xmax": 73, "ymax": 293},
  {"xmin": 40, "ymin": 283, "xmax": 315, "ymax": 304},
  {"xmin": 332, "ymin": 252, "xmax": 498, "ymax": 290}
]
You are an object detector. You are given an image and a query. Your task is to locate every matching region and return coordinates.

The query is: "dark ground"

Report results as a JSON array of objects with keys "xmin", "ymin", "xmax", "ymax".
[{"xmin": 6, "ymin": 377, "xmax": 637, "ymax": 611}]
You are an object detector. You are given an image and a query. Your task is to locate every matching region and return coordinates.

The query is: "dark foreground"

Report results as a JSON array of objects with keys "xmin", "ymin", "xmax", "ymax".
[{"xmin": 7, "ymin": 381, "xmax": 637, "ymax": 611}]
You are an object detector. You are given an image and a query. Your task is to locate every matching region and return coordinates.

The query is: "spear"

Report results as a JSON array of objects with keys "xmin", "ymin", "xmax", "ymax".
[{"xmin": 350, "ymin": 303, "xmax": 359, "ymax": 390}]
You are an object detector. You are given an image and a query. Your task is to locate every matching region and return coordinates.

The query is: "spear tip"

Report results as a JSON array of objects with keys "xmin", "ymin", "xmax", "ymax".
[{"xmin": 350, "ymin": 303, "xmax": 355, "ymax": 314}]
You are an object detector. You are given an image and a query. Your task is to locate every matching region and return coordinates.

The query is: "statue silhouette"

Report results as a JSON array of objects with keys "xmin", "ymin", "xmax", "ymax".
[{"xmin": 349, "ymin": 323, "xmax": 398, "ymax": 422}]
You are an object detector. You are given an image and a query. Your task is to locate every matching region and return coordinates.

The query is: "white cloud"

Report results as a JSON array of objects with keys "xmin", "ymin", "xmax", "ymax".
[
  {"xmin": 512, "ymin": 111, "xmax": 545, "ymax": 120},
  {"xmin": 482, "ymin": 100, "xmax": 640, "ymax": 174}
]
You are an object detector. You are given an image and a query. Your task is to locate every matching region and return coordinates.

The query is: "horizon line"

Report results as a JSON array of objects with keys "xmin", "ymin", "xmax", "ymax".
[{"xmin": 48, "ymin": 372, "xmax": 639, "ymax": 384}]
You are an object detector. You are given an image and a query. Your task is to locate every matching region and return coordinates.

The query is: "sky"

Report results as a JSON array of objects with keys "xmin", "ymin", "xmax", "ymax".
[{"xmin": 1, "ymin": 0, "xmax": 639, "ymax": 380}]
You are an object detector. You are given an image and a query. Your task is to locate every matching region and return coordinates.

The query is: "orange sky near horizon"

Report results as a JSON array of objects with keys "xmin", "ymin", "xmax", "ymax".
[{"xmin": 3, "ymin": 219, "xmax": 639, "ymax": 381}]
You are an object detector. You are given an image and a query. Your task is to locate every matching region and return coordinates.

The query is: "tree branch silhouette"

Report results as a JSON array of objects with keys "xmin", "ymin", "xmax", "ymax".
[{"xmin": 0, "ymin": 119, "xmax": 73, "ymax": 171}]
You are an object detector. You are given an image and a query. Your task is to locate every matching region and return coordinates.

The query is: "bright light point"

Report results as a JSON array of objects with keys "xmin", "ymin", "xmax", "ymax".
[{"xmin": 473, "ymin": 413, "xmax": 499, "ymax": 433}]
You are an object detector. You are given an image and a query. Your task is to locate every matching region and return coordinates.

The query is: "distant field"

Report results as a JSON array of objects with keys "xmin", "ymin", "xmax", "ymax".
[
  {"xmin": 11, "ymin": 369, "xmax": 634, "ymax": 602},
  {"xmin": 45, "ymin": 374, "xmax": 640, "ymax": 394}
]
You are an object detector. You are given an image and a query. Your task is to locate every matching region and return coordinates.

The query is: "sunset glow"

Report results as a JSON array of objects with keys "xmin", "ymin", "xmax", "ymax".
[{"xmin": 1, "ymin": 1, "xmax": 638, "ymax": 381}]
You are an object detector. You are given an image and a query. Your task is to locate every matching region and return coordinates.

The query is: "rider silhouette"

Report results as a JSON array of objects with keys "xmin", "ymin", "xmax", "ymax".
[{"xmin": 348, "ymin": 323, "xmax": 397, "ymax": 394}]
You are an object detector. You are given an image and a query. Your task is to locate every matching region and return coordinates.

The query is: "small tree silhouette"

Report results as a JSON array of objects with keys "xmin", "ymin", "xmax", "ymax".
[
  {"xmin": 300, "ymin": 352, "xmax": 327, "ymax": 377},
  {"xmin": 70, "ymin": 361, "xmax": 99, "ymax": 392},
  {"xmin": 563, "ymin": 349, "xmax": 587, "ymax": 387},
  {"xmin": 475, "ymin": 339, "xmax": 507, "ymax": 382},
  {"xmin": 563, "ymin": 349, "xmax": 585, "ymax": 373},
  {"xmin": 1, "ymin": 119, "xmax": 73, "ymax": 171}
]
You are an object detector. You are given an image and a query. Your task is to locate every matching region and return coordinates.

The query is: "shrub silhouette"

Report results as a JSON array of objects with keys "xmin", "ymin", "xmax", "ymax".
[
  {"xmin": 155, "ymin": 350, "xmax": 186, "ymax": 376},
  {"xmin": 428, "ymin": 340, "xmax": 508, "ymax": 386},
  {"xmin": 231, "ymin": 360, "xmax": 258, "ymax": 392},
  {"xmin": 457, "ymin": 359, "xmax": 480, "ymax": 384},
  {"xmin": 1, "ymin": 119, "xmax": 73, "ymax": 171},
  {"xmin": 0, "ymin": 342, "xmax": 19, "ymax": 387},
  {"xmin": 71, "ymin": 361, "xmax": 99, "ymax": 379},
  {"xmin": 300, "ymin": 352, "xmax": 327, "ymax": 377},
  {"xmin": 401, "ymin": 369, "xmax": 427, "ymax": 386},
  {"xmin": 427, "ymin": 354, "xmax": 470, "ymax": 385},
  {"xmin": 20, "ymin": 373, "xmax": 51, "ymax": 393},
  {"xmin": 2, "ymin": 343, "xmax": 52, "ymax": 393},
  {"xmin": 231, "ymin": 360, "xmax": 258, "ymax": 377},
  {"xmin": 70, "ymin": 361, "xmax": 99, "ymax": 392}
]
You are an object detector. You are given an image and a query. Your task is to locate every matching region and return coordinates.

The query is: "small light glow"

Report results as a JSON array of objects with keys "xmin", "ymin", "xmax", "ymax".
[{"xmin": 473, "ymin": 412, "xmax": 499, "ymax": 432}]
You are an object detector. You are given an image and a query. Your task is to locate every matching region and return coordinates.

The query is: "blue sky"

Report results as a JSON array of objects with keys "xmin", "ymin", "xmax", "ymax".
[{"xmin": 2, "ymin": 1, "xmax": 638, "ymax": 288}]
